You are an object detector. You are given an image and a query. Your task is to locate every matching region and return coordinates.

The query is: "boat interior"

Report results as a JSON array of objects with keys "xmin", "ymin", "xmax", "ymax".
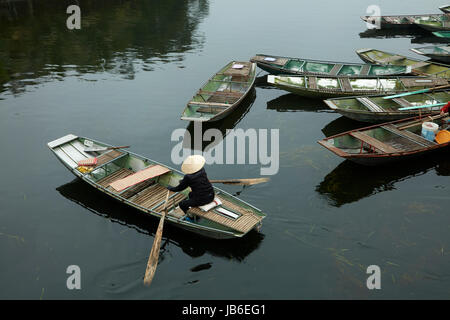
[
  {"xmin": 327, "ymin": 115, "xmax": 450, "ymax": 155},
  {"xmin": 330, "ymin": 91, "xmax": 450, "ymax": 112},
  {"xmin": 182, "ymin": 61, "xmax": 255, "ymax": 120},
  {"xmin": 48, "ymin": 135, "xmax": 264, "ymax": 235}
]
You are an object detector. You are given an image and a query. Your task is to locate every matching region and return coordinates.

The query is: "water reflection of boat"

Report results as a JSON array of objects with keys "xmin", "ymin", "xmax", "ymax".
[
  {"xmin": 183, "ymin": 88, "xmax": 256, "ymax": 152},
  {"xmin": 359, "ymin": 28, "xmax": 450, "ymax": 44},
  {"xmin": 57, "ymin": 178, "xmax": 264, "ymax": 261},
  {"xmin": 321, "ymin": 116, "xmax": 369, "ymax": 138},
  {"xmin": 316, "ymin": 153, "xmax": 449, "ymax": 207},
  {"xmin": 266, "ymin": 93, "xmax": 330, "ymax": 113}
]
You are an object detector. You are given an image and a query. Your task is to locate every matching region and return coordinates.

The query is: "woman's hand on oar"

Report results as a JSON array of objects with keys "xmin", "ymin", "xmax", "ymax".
[
  {"xmin": 209, "ymin": 178, "xmax": 270, "ymax": 186},
  {"xmin": 143, "ymin": 190, "xmax": 170, "ymax": 286}
]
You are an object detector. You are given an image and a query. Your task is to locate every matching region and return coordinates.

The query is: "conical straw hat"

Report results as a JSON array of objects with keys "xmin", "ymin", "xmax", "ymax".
[{"xmin": 181, "ymin": 155, "xmax": 206, "ymax": 174}]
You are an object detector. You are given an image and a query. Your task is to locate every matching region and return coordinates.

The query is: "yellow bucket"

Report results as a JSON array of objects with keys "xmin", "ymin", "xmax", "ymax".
[{"xmin": 435, "ymin": 130, "xmax": 450, "ymax": 144}]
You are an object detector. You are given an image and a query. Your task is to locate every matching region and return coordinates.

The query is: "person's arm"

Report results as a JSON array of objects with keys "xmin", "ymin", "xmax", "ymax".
[{"xmin": 167, "ymin": 175, "xmax": 189, "ymax": 192}]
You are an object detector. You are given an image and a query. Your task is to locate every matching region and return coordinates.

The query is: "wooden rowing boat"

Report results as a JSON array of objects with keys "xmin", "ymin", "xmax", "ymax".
[
  {"xmin": 324, "ymin": 89, "xmax": 449, "ymax": 123},
  {"xmin": 250, "ymin": 54, "xmax": 412, "ymax": 77},
  {"xmin": 266, "ymin": 75, "xmax": 447, "ymax": 99},
  {"xmin": 356, "ymin": 48, "xmax": 450, "ymax": 78},
  {"xmin": 361, "ymin": 13, "xmax": 445, "ymax": 29},
  {"xmin": 410, "ymin": 45, "xmax": 450, "ymax": 64},
  {"xmin": 317, "ymin": 114, "xmax": 450, "ymax": 166},
  {"xmin": 414, "ymin": 14, "xmax": 450, "ymax": 32},
  {"xmin": 48, "ymin": 134, "xmax": 266, "ymax": 239},
  {"xmin": 181, "ymin": 61, "xmax": 256, "ymax": 122}
]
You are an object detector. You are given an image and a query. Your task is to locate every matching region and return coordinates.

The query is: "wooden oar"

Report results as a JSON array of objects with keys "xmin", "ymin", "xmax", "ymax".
[
  {"xmin": 143, "ymin": 190, "xmax": 170, "ymax": 286},
  {"xmin": 398, "ymin": 102, "xmax": 446, "ymax": 111},
  {"xmin": 209, "ymin": 178, "xmax": 269, "ymax": 186},
  {"xmin": 382, "ymin": 84, "xmax": 450, "ymax": 100}
]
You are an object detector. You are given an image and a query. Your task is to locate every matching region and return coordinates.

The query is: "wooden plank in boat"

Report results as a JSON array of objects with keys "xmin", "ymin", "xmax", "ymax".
[
  {"xmin": 196, "ymin": 107, "xmax": 225, "ymax": 114},
  {"xmin": 308, "ymin": 76, "xmax": 318, "ymax": 89},
  {"xmin": 381, "ymin": 124, "xmax": 437, "ymax": 147},
  {"xmin": 97, "ymin": 168, "xmax": 134, "ymax": 188},
  {"xmin": 340, "ymin": 78, "xmax": 353, "ymax": 92},
  {"xmin": 360, "ymin": 64, "xmax": 371, "ymax": 76},
  {"xmin": 223, "ymin": 62, "xmax": 251, "ymax": 77},
  {"xmin": 356, "ymin": 97, "xmax": 384, "ymax": 112},
  {"xmin": 349, "ymin": 131, "xmax": 400, "ymax": 153},
  {"xmin": 400, "ymin": 78, "xmax": 445, "ymax": 88},
  {"xmin": 95, "ymin": 150, "xmax": 124, "ymax": 167},
  {"xmin": 109, "ymin": 165, "xmax": 170, "ymax": 192},
  {"xmin": 48, "ymin": 134, "xmax": 78, "ymax": 149},
  {"xmin": 60, "ymin": 144, "xmax": 87, "ymax": 163},
  {"xmin": 198, "ymin": 90, "xmax": 243, "ymax": 98},
  {"xmin": 54, "ymin": 147, "xmax": 78, "ymax": 168},
  {"xmin": 329, "ymin": 64, "xmax": 343, "ymax": 75}
]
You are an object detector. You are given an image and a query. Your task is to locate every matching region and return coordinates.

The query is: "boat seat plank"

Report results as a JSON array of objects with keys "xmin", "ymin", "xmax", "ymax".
[
  {"xmin": 97, "ymin": 168, "xmax": 134, "ymax": 188},
  {"xmin": 95, "ymin": 150, "xmax": 124, "ymax": 167},
  {"xmin": 198, "ymin": 90, "xmax": 244, "ymax": 98},
  {"xmin": 400, "ymin": 78, "xmax": 446, "ymax": 88},
  {"xmin": 196, "ymin": 107, "xmax": 224, "ymax": 114},
  {"xmin": 54, "ymin": 147, "xmax": 78, "ymax": 168},
  {"xmin": 308, "ymin": 76, "xmax": 318, "ymax": 89},
  {"xmin": 109, "ymin": 165, "xmax": 170, "ymax": 192},
  {"xmin": 188, "ymin": 196, "xmax": 263, "ymax": 233},
  {"xmin": 349, "ymin": 131, "xmax": 400, "ymax": 153},
  {"xmin": 129, "ymin": 184, "xmax": 169, "ymax": 209},
  {"xmin": 359, "ymin": 64, "xmax": 371, "ymax": 76},
  {"xmin": 69, "ymin": 141, "xmax": 93, "ymax": 158},
  {"xmin": 329, "ymin": 64, "xmax": 343, "ymax": 75},
  {"xmin": 60, "ymin": 144, "xmax": 87, "ymax": 163},
  {"xmin": 381, "ymin": 124, "xmax": 437, "ymax": 147},
  {"xmin": 356, "ymin": 97, "xmax": 384, "ymax": 112},
  {"xmin": 340, "ymin": 78, "xmax": 353, "ymax": 92},
  {"xmin": 154, "ymin": 193, "xmax": 187, "ymax": 212},
  {"xmin": 223, "ymin": 62, "xmax": 251, "ymax": 77}
]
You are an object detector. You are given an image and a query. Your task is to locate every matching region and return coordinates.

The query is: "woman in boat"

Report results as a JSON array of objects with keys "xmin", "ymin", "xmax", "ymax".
[{"xmin": 167, "ymin": 155, "xmax": 215, "ymax": 215}]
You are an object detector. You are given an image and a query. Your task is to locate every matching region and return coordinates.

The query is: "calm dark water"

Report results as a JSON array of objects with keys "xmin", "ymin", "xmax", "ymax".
[{"xmin": 0, "ymin": 0, "xmax": 449, "ymax": 299}]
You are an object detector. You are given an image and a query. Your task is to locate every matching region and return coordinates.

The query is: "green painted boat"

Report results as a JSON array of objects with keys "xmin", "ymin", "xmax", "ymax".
[
  {"xmin": 433, "ymin": 30, "xmax": 450, "ymax": 37},
  {"xmin": 48, "ymin": 134, "xmax": 266, "ymax": 239},
  {"xmin": 410, "ymin": 45, "xmax": 450, "ymax": 64},
  {"xmin": 318, "ymin": 114, "xmax": 450, "ymax": 166},
  {"xmin": 266, "ymin": 74, "xmax": 447, "ymax": 99},
  {"xmin": 250, "ymin": 54, "xmax": 412, "ymax": 77},
  {"xmin": 361, "ymin": 13, "xmax": 445, "ymax": 29},
  {"xmin": 181, "ymin": 61, "xmax": 256, "ymax": 122},
  {"xmin": 414, "ymin": 14, "xmax": 450, "ymax": 32},
  {"xmin": 324, "ymin": 89, "xmax": 449, "ymax": 123},
  {"xmin": 356, "ymin": 48, "xmax": 450, "ymax": 78}
]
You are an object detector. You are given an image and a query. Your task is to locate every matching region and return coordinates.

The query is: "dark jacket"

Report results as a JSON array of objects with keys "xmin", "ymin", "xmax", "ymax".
[{"xmin": 168, "ymin": 168, "xmax": 214, "ymax": 202}]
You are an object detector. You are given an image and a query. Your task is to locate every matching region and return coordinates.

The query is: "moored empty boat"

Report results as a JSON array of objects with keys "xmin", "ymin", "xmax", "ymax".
[
  {"xmin": 410, "ymin": 45, "xmax": 450, "ymax": 64},
  {"xmin": 250, "ymin": 54, "xmax": 412, "ymax": 77},
  {"xmin": 267, "ymin": 74, "xmax": 447, "ymax": 99},
  {"xmin": 181, "ymin": 61, "xmax": 256, "ymax": 122},
  {"xmin": 318, "ymin": 114, "xmax": 450, "ymax": 165},
  {"xmin": 356, "ymin": 48, "xmax": 450, "ymax": 78},
  {"xmin": 324, "ymin": 89, "xmax": 449, "ymax": 122},
  {"xmin": 361, "ymin": 13, "xmax": 445, "ymax": 29},
  {"xmin": 48, "ymin": 134, "xmax": 266, "ymax": 239}
]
